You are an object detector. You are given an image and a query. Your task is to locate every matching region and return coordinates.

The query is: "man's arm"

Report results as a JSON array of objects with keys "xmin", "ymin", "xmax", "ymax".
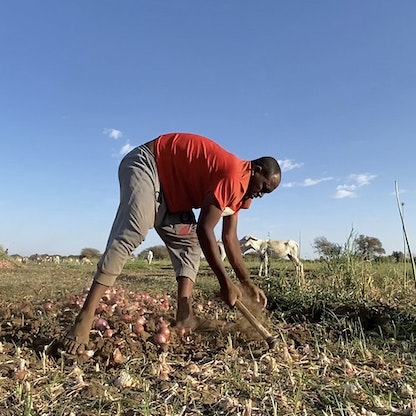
[
  {"xmin": 197, "ymin": 193, "xmax": 241, "ymax": 306},
  {"xmin": 221, "ymin": 214, "xmax": 250, "ymax": 283},
  {"xmin": 222, "ymin": 214, "xmax": 268, "ymax": 307}
]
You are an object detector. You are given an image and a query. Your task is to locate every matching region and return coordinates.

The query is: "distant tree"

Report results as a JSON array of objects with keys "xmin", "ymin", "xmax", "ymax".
[
  {"xmin": 313, "ymin": 236, "xmax": 342, "ymax": 259},
  {"xmin": 354, "ymin": 235, "xmax": 385, "ymax": 260},
  {"xmin": 138, "ymin": 245, "xmax": 168, "ymax": 260},
  {"xmin": 391, "ymin": 251, "xmax": 403, "ymax": 263},
  {"xmin": 81, "ymin": 248, "xmax": 101, "ymax": 259}
]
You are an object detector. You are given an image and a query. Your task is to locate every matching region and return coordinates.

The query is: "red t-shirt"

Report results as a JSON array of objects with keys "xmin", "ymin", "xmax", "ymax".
[{"xmin": 154, "ymin": 133, "xmax": 252, "ymax": 213}]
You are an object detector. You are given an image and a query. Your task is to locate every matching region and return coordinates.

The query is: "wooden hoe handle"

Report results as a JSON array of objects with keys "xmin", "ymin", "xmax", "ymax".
[{"xmin": 235, "ymin": 299, "xmax": 277, "ymax": 349}]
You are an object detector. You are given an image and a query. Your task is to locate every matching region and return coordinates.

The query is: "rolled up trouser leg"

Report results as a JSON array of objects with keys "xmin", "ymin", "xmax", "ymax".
[
  {"xmin": 156, "ymin": 210, "xmax": 201, "ymax": 283},
  {"xmin": 94, "ymin": 269, "xmax": 119, "ymax": 287},
  {"xmin": 97, "ymin": 144, "xmax": 160, "ymax": 278}
]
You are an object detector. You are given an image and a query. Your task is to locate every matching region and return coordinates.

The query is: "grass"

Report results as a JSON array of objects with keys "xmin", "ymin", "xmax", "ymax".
[{"xmin": 1, "ymin": 254, "xmax": 416, "ymax": 415}]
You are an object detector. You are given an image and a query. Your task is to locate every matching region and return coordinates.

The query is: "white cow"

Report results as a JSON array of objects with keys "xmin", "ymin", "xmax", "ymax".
[
  {"xmin": 81, "ymin": 257, "xmax": 93, "ymax": 265},
  {"xmin": 146, "ymin": 250, "xmax": 154, "ymax": 264},
  {"xmin": 200, "ymin": 240, "xmax": 227, "ymax": 262},
  {"xmin": 239, "ymin": 237, "xmax": 270, "ymax": 277},
  {"xmin": 240, "ymin": 235, "xmax": 304, "ymax": 282},
  {"xmin": 217, "ymin": 240, "xmax": 226, "ymax": 262}
]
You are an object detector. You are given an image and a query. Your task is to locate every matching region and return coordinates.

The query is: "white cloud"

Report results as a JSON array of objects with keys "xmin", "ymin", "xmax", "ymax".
[
  {"xmin": 303, "ymin": 177, "xmax": 333, "ymax": 187},
  {"xmin": 333, "ymin": 184, "xmax": 357, "ymax": 199},
  {"xmin": 119, "ymin": 143, "xmax": 134, "ymax": 156},
  {"xmin": 282, "ymin": 176, "xmax": 332, "ymax": 188},
  {"xmin": 333, "ymin": 173, "xmax": 377, "ymax": 199},
  {"xmin": 103, "ymin": 128, "xmax": 123, "ymax": 140},
  {"xmin": 278, "ymin": 159, "xmax": 303, "ymax": 172},
  {"xmin": 349, "ymin": 173, "xmax": 377, "ymax": 187}
]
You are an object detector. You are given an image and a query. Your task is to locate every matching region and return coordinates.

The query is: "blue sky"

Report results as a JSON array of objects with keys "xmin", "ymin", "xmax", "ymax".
[{"xmin": 1, "ymin": 1, "xmax": 415, "ymax": 259}]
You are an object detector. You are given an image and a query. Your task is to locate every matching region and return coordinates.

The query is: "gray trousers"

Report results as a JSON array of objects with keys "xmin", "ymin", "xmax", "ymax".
[{"xmin": 95, "ymin": 144, "xmax": 201, "ymax": 287}]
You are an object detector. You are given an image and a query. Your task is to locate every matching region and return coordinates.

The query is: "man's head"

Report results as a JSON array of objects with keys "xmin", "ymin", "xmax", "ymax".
[{"xmin": 244, "ymin": 157, "xmax": 281, "ymax": 200}]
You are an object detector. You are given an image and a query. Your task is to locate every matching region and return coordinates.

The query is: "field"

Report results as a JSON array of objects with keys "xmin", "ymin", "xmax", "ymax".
[{"xmin": 1, "ymin": 255, "xmax": 416, "ymax": 416}]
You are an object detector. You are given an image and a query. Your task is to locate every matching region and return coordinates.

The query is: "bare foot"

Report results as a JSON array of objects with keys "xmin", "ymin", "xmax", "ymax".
[
  {"xmin": 176, "ymin": 316, "xmax": 202, "ymax": 336},
  {"xmin": 61, "ymin": 312, "xmax": 93, "ymax": 355},
  {"xmin": 176, "ymin": 297, "xmax": 200, "ymax": 335}
]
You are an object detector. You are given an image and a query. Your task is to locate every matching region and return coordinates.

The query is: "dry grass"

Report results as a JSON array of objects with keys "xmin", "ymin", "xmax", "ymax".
[{"xmin": 0, "ymin": 256, "xmax": 416, "ymax": 415}]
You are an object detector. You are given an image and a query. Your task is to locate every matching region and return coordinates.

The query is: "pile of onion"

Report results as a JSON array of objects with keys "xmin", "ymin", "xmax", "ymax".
[
  {"xmin": 132, "ymin": 315, "xmax": 146, "ymax": 335},
  {"xmin": 153, "ymin": 317, "xmax": 171, "ymax": 345},
  {"xmin": 65, "ymin": 288, "xmax": 177, "ymax": 346}
]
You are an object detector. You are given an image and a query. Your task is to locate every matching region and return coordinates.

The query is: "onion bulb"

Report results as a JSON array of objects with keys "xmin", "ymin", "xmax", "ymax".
[
  {"xmin": 121, "ymin": 313, "xmax": 133, "ymax": 323},
  {"xmin": 103, "ymin": 328, "xmax": 114, "ymax": 338},
  {"xmin": 154, "ymin": 318, "xmax": 171, "ymax": 345},
  {"xmin": 94, "ymin": 317, "xmax": 109, "ymax": 332},
  {"xmin": 133, "ymin": 321, "xmax": 144, "ymax": 335},
  {"xmin": 43, "ymin": 301, "xmax": 53, "ymax": 311},
  {"xmin": 154, "ymin": 332, "xmax": 168, "ymax": 345}
]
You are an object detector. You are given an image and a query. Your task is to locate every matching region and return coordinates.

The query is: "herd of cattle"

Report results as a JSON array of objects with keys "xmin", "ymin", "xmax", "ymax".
[
  {"xmin": 9, "ymin": 235, "xmax": 304, "ymax": 280},
  {"xmin": 9, "ymin": 254, "xmax": 94, "ymax": 265}
]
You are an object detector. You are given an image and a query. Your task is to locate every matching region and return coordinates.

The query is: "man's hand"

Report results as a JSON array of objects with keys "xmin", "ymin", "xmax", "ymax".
[
  {"xmin": 241, "ymin": 281, "xmax": 267, "ymax": 308},
  {"xmin": 219, "ymin": 279, "xmax": 243, "ymax": 307}
]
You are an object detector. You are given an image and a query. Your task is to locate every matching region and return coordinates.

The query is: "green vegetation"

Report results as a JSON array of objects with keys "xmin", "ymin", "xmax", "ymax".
[{"xmin": 0, "ymin": 244, "xmax": 416, "ymax": 415}]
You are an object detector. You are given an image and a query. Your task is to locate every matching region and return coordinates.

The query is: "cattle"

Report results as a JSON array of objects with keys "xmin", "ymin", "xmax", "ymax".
[
  {"xmin": 146, "ymin": 250, "xmax": 154, "ymax": 264},
  {"xmin": 239, "ymin": 235, "xmax": 304, "ymax": 282},
  {"xmin": 10, "ymin": 255, "xmax": 23, "ymax": 263},
  {"xmin": 66, "ymin": 255, "xmax": 80, "ymax": 264},
  {"xmin": 80, "ymin": 257, "xmax": 93, "ymax": 265},
  {"xmin": 199, "ymin": 240, "xmax": 227, "ymax": 262},
  {"xmin": 29, "ymin": 254, "xmax": 43, "ymax": 264},
  {"xmin": 217, "ymin": 240, "xmax": 226, "ymax": 262}
]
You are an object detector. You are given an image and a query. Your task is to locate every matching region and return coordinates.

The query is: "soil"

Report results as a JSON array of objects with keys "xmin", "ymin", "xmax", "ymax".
[
  {"xmin": 3, "ymin": 261, "xmax": 412, "ymax": 415},
  {"xmin": 0, "ymin": 265, "xmax": 286, "ymax": 414}
]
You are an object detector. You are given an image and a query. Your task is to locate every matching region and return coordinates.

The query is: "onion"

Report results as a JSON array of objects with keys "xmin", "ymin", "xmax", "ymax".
[
  {"xmin": 43, "ymin": 301, "xmax": 53, "ymax": 311},
  {"xmin": 132, "ymin": 315, "xmax": 146, "ymax": 335},
  {"xmin": 154, "ymin": 318, "xmax": 171, "ymax": 344},
  {"xmin": 83, "ymin": 350, "xmax": 95, "ymax": 358},
  {"xmin": 103, "ymin": 328, "xmax": 114, "ymax": 338},
  {"xmin": 121, "ymin": 313, "xmax": 133, "ymax": 323},
  {"xmin": 160, "ymin": 295, "xmax": 170, "ymax": 311},
  {"xmin": 65, "ymin": 294, "xmax": 77, "ymax": 306},
  {"xmin": 161, "ymin": 325, "xmax": 170, "ymax": 340},
  {"xmin": 112, "ymin": 348, "xmax": 124, "ymax": 364},
  {"xmin": 132, "ymin": 322, "xmax": 144, "ymax": 335},
  {"xmin": 154, "ymin": 333, "xmax": 168, "ymax": 345},
  {"xmin": 136, "ymin": 315, "xmax": 146, "ymax": 325},
  {"xmin": 114, "ymin": 306, "xmax": 123, "ymax": 315},
  {"xmin": 95, "ymin": 303, "xmax": 107, "ymax": 314},
  {"xmin": 176, "ymin": 326, "xmax": 186, "ymax": 337},
  {"xmin": 94, "ymin": 317, "xmax": 109, "ymax": 331}
]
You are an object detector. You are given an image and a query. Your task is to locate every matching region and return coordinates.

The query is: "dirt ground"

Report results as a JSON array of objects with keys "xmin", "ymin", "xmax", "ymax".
[
  {"xmin": 2, "ymin": 259, "xmax": 416, "ymax": 415},
  {"xmin": 0, "ymin": 261, "xmax": 293, "ymax": 415}
]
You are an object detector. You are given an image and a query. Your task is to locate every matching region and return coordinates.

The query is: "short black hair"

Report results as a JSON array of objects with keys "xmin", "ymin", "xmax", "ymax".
[{"xmin": 252, "ymin": 156, "xmax": 281, "ymax": 177}]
